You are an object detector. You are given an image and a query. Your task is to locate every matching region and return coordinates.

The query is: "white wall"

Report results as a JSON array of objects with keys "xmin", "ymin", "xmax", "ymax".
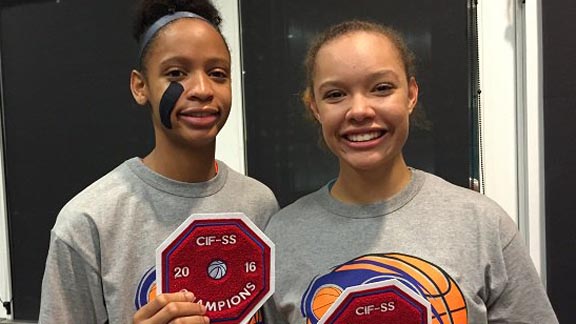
[
  {"xmin": 0, "ymin": 47, "xmax": 13, "ymax": 320},
  {"xmin": 478, "ymin": 0, "xmax": 519, "ymax": 222},
  {"xmin": 478, "ymin": 0, "xmax": 546, "ymax": 280},
  {"xmin": 213, "ymin": 0, "xmax": 246, "ymax": 175},
  {"xmin": 523, "ymin": 0, "xmax": 547, "ymax": 283}
]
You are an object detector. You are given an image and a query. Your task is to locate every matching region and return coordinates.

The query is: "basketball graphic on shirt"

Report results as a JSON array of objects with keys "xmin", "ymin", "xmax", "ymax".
[
  {"xmin": 302, "ymin": 253, "xmax": 467, "ymax": 324},
  {"xmin": 135, "ymin": 266, "xmax": 157, "ymax": 310},
  {"xmin": 248, "ymin": 309, "xmax": 264, "ymax": 324},
  {"xmin": 311, "ymin": 285, "xmax": 343, "ymax": 319}
]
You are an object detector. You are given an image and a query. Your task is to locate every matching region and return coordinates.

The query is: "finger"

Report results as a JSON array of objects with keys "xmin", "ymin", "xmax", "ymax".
[
  {"xmin": 168, "ymin": 314, "xmax": 210, "ymax": 324},
  {"xmin": 133, "ymin": 291, "xmax": 196, "ymax": 321},
  {"xmin": 151, "ymin": 301, "xmax": 207, "ymax": 323}
]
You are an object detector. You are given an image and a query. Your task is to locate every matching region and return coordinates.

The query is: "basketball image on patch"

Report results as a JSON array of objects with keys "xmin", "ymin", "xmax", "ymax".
[
  {"xmin": 208, "ymin": 260, "xmax": 228, "ymax": 280},
  {"xmin": 302, "ymin": 253, "xmax": 467, "ymax": 324},
  {"xmin": 157, "ymin": 212, "xmax": 275, "ymax": 324}
]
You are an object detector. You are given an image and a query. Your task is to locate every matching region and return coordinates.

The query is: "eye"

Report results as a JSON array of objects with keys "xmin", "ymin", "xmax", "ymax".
[
  {"xmin": 166, "ymin": 69, "xmax": 186, "ymax": 80},
  {"xmin": 373, "ymin": 83, "xmax": 394, "ymax": 94},
  {"xmin": 323, "ymin": 90, "xmax": 346, "ymax": 102},
  {"xmin": 209, "ymin": 69, "xmax": 229, "ymax": 83}
]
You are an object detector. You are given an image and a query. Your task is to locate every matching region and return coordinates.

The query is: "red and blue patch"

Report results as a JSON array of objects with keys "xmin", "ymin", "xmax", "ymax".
[{"xmin": 134, "ymin": 266, "xmax": 265, "ymax": 324}]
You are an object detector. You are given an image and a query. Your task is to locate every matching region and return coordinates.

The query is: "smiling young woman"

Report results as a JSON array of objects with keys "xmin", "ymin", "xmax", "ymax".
[
  {"xmin": 38, "ymin": 1, "xmax": 278, "ymax": 323},
  {"xmin": 265, "ymin": 20, "xmax": 558, "ymax": 324},
  {"xmin": 309, "ymin": 30, "xmax": 418, "ymax": 204},
  {"xmin": 130, "ymin": 16, "xmax": 232, "ymax": 183}
]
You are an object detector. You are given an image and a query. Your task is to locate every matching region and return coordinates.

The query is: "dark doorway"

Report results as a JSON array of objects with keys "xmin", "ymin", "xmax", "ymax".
[{"xmin": 542, "ymin": 0, "xmax": 576, "ymax": 322}]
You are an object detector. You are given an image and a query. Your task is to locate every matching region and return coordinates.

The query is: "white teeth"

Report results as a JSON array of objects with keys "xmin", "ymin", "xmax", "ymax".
[{"xmin": 347, "ymin": 131, "xmax": 382, "ymax": 142}]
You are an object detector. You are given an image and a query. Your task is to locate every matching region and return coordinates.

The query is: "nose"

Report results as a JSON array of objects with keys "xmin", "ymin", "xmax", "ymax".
[
  {"xmin": 184, "ymin": 72, "xmax": 214, "ymax": 102},
  {"xmin": 347, "ymin": 94, "xmax": 375, "ymax": 123}
]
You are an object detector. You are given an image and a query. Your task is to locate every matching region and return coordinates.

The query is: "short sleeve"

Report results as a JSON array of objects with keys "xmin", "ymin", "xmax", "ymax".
[
  {"xmin": 39, "ymin": 231, "xmax": 108, "ymax": 324},
  {"xmin": 486, "ymin": 216, "xmax": 558, "ymax": 323}
]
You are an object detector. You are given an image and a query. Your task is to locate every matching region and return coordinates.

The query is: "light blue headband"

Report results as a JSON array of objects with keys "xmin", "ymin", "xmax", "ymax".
[{"xmin": 138, "ymin": 11, "xmax": 208, "ymax": 61}]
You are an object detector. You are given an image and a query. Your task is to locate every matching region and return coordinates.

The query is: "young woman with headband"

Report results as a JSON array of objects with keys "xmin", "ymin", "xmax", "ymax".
[{"xmin": 39, "ymin": 1, "xmax": 278, "ymax": 323}]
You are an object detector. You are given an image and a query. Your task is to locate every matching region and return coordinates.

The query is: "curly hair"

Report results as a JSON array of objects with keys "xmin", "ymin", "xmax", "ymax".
[{"xmin": 132, "ymin": 0, "xmax": 225, "ymax": 69}]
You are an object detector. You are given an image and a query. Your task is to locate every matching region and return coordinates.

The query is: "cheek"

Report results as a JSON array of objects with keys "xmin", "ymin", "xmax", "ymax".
[
  {"xmin": 216, "ymin": 86, "xmax": 232, "ymax": 108},
  {"xmin": 316, "ymin": 103, "xmax": 344, "ymax": 124},
  {"xmin": 318, "ymin": 113, "xmax": 344, "ymax": 148},
  {"xmin": 159, "ymin": 82, "xmax": 184, "ymax": 129},
  {"xmin": 317, "ymin": 112, "xmax": 340, "ymax": 135},
  {"xmin": 149, "ymin": 84, "xmax": 169, "ymax": 111},
  {"xmin": 382, "ymin": 101, "xmax": 412, "ymax": 128},
  {"xmin": 391, "ymin": 111, "xmax": 410, "ymax": 127},
  {"xmin": 392, "ymin": 114, "xmax": 411, "ymax": 146}
]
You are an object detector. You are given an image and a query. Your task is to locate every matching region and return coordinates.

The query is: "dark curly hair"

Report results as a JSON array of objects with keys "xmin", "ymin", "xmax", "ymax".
[{"xmin": 132, "ymin": 0, "xmax": 225, "ymax": 69}]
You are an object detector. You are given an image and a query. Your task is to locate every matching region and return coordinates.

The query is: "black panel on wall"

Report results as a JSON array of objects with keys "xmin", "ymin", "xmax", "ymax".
[
  {"xmin": 542, "ymin": 0, "xmax": 576, "ymax": 322},
  {"xmin": 0, "ymin": 0, "xmax": 152, "ymax": 319}
]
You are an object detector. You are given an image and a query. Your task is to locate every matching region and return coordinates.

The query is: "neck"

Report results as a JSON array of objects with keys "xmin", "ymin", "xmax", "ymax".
[
  {"xmin": 143, "ymin": 141, "xmax": 217, "ymax": 183},
  {"xmin": 331, "ymin": 156, "xmax": 411, "ymax": 204}
]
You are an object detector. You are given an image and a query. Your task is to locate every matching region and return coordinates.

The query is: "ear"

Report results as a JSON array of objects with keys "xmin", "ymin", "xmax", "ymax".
[
  {"xmin": 407, "ymin": 77, "xmax": 419, "ymax": 114},
  {"xmin": 303, "ymin": 87, "xmax": 321, "ymax": 121},
  {"xmin": 309, "ymin": 101, "xmax": 321, "ymax": 122},
  {"xmin": 130, "ymin": 69, "xmax": 149, "ymax": 106}
]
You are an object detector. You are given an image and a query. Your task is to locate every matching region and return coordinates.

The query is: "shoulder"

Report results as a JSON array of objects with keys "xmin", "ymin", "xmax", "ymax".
[
  {"xmin": 217, "ymin": 162, "xmax": 279, "ymax": 227},
  {"xmin": 62, "ymin": 160, "xmax": 138, "ymax": 209},
  {"xmin": 220, "ymin": 161, "xmax": 278, "ymax": 206},
  {"xmin": 414, "ymin": 169, "xmax": 517, "ymax": 242},
  {"xmin": 53, "ymin": 160, "xmax": 139, "ymax": 237},
  {"xmin": 265, "ymin": 186, "xmax": 324, "ymax": 231},
  {"xmin": 416, "ymin": 169, "xmax": 505, "ymax": 212}
]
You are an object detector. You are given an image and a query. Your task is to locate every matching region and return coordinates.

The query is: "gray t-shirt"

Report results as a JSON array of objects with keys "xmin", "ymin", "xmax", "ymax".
[
  {"xmin": 265, "ymin": 169, "xmax": 558, "ymax": 324},
  {"xmin": 39, "ymin": 158, "xmax": 279, "ymax": 323}
]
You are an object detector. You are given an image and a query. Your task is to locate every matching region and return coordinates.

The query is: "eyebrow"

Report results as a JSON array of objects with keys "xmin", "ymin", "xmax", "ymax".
[
  {"xmin": 363, "ymin": 69, "xmax": 401, "ymax": 83},
  {"xmin": 317, "ymin": 69, "xmax": 401, "ymax": 91},
  {"xmin": 159, "ymin": 55, "xmax": 231, "ymax": 70}
]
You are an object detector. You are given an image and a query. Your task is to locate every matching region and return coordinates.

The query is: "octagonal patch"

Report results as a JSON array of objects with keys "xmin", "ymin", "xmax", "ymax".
[
  {"xmin": 156, "ymin": 212, "xmax": 274, "ymax": 324},
  {"xmin": 318, "ymin": 279, "xmax": 431, "ymax": 324}
]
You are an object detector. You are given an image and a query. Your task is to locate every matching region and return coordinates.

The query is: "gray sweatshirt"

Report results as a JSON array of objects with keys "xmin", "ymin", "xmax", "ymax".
[
  {"xmin": 265, "ymin": 169, "xmax": 558, "ymax": 324},
  {"xmin": 39, "ymin": 158, "xmax": 279, "ymax": 323}
]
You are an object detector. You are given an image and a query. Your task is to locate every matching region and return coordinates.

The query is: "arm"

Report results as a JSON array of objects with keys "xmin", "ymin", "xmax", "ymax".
[
  {"xmin": 39, "ymin": 232, "xmax": 108, "ymax": 324},
  {"xmin": 486, "ymin": 218, "xmax": 558, "ymax": 324}
]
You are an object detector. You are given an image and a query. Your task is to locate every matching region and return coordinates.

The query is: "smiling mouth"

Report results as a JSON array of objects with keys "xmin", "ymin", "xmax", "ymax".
[
  {"xmin": 178, "ymin": 111, "xmax": 219, "ymax": 117},
  {"xmin": 176, "ymin": 109, "xmax": 221, "ymax": 128},
  {"xmin": 345, "ymin": 131, "xmax": 384, "ymax": 142}
]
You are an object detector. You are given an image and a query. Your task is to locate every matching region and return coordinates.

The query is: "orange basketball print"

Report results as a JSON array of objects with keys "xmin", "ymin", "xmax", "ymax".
[
  {"xmin": 311, "ymin": 285, "xmax": 343, "ymax": 320},
  {"xmin": 380, "ymin": 254, "xmax": 467, "ymax": 324},
  {"xmin": 248, "ymin": 309, "xmax": 263, "ymax": 324},
  {"xmin": 301, "ymin": 253, "xmax": 467, "ymax": 324}
]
